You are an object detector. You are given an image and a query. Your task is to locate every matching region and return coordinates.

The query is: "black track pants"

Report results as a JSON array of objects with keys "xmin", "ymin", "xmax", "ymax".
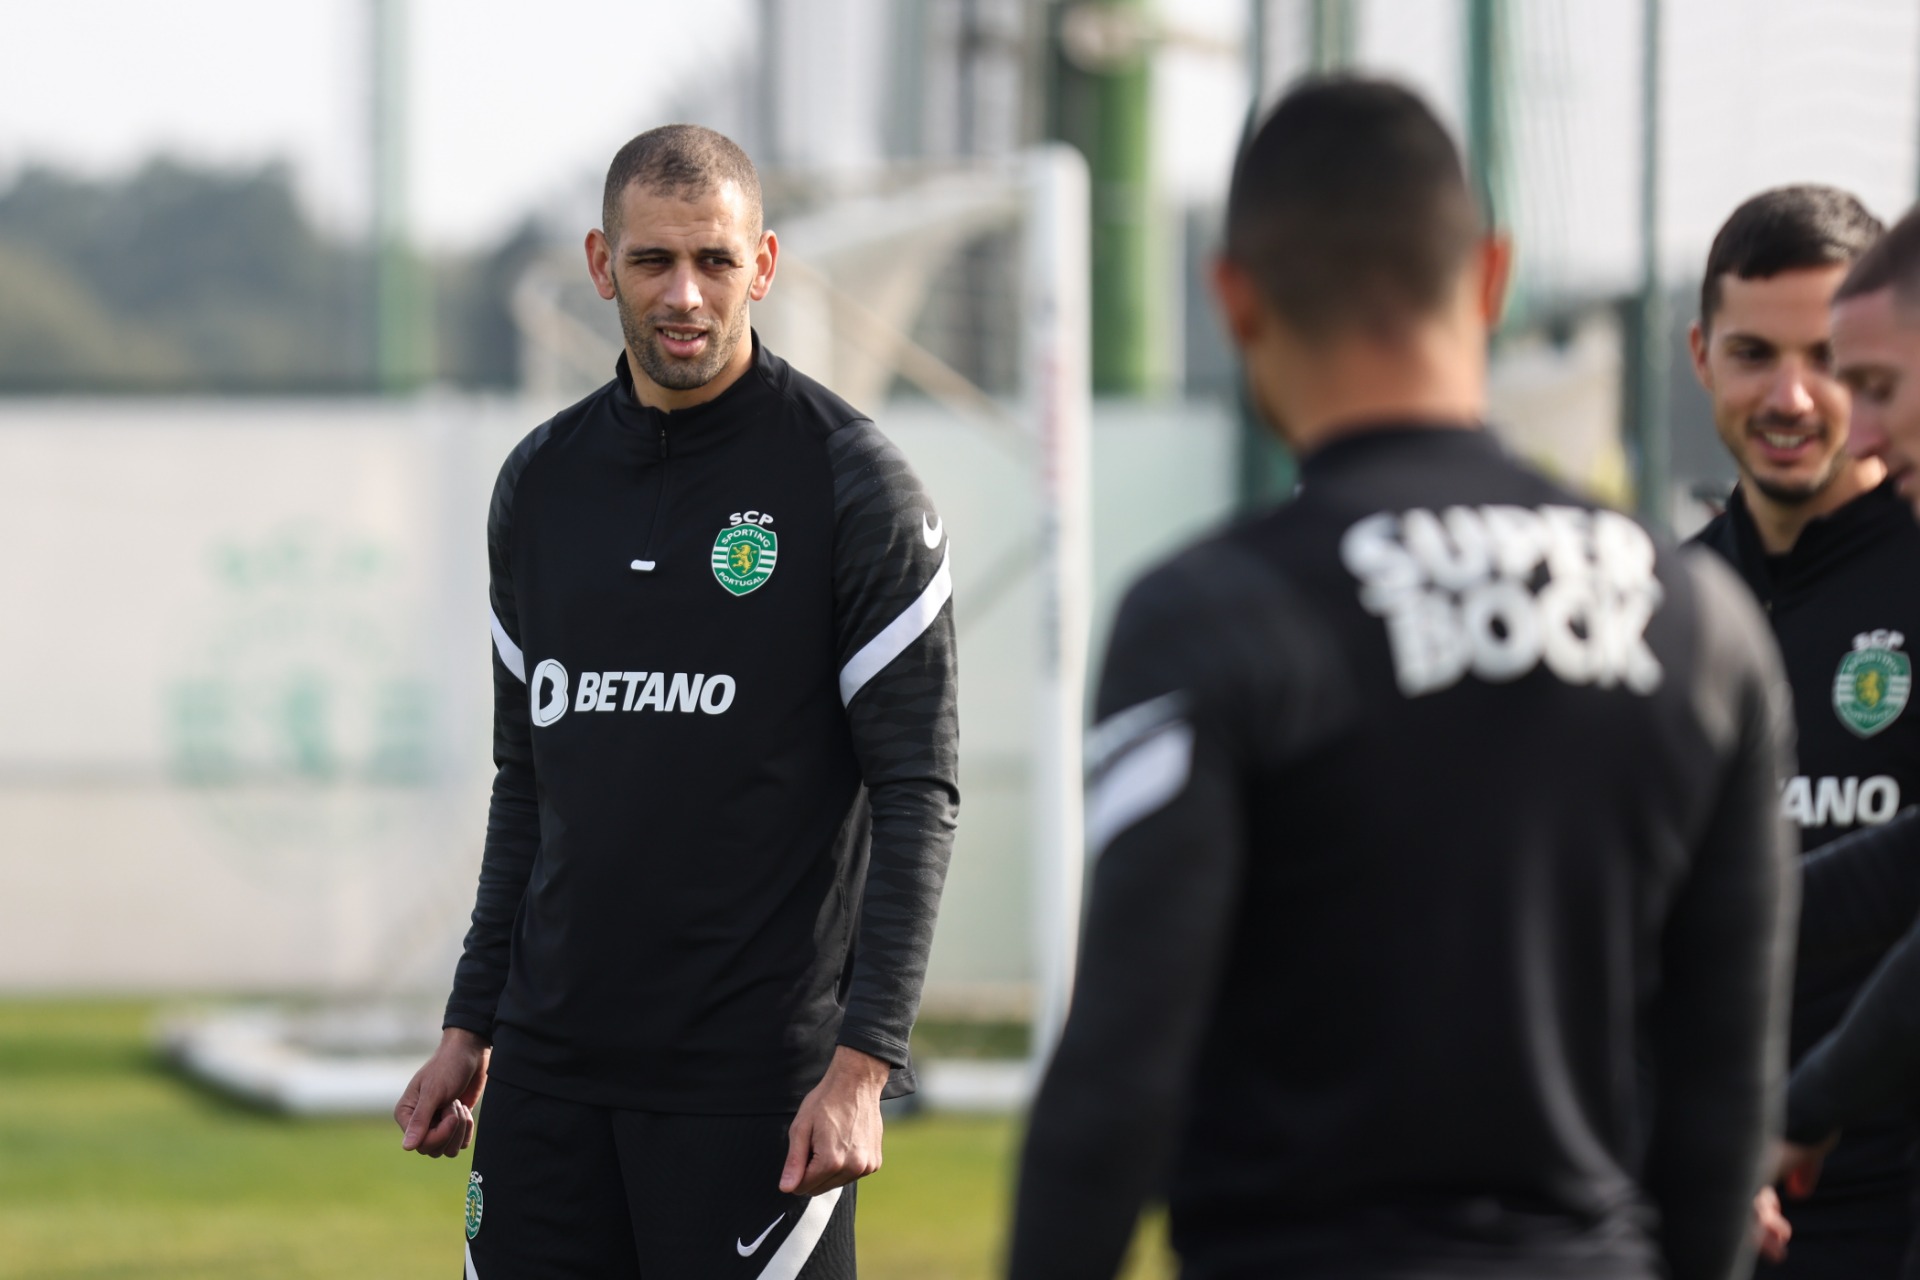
[{"xmin": 462, "ymin": 1078, "xmax": 857, "ymax": 1279}]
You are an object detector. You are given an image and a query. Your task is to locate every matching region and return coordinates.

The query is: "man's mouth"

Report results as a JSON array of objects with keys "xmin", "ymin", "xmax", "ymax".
[
  {"xmin": 1752, "ymin": 424, "xmax": 1820, "ymax": 465},
  {"xmin": 656, "ymin": 325, "xmax": 709, "ymax": 359}
]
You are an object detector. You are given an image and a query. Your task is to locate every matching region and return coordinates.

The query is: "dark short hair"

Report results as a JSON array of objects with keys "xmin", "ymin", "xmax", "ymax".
[
  {"xmin": 1699, "ymin": 185, "xmax": 1882, "ymax": 329},
  {"xmin": 1836, "ymin": 205, "xmax": 1920, "ymax": 312},
  {"xmin": 1224, "ymin": 76, "xmax": 1480, "ymax": 339},
  {"xmin": 601, "ymin": 124, "xmax": 763, "ymax": 241}
]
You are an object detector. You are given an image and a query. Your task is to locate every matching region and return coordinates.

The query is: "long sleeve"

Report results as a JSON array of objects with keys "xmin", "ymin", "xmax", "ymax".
[
  {"xmin": 1788, "ymin": 913, "xmax": 1920, "ymax": 1143},
  {"xmin": 1797, "ymin": 808, "xmax": 1920, "ymax": 969},
  {"xmin": 825, "ymin": 420, "xmax": 959, "ymax": 1077},
  {"xmin": 443, "ymin": 425, "xmax": 550, "ymax": 1039},
  {"xmin": 1006, "ymin": 572, "xmax": 1242, "ymax": 1280},
  {"xmin": 1007, "ymin": 548, "xmax": 1346, "ymax": 1280},
  {"xmin": 1642, "ymin": 554, "xmax": 1799, "ymax": 1280}
]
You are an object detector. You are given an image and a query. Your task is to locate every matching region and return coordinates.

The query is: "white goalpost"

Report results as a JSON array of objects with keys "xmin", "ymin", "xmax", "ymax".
[{"xmin": 1023, "ymin": 145, "xmax": 1093, "ymax": 1073}]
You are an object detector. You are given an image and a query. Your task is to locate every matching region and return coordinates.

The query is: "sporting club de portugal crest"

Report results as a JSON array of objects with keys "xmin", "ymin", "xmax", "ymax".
[
  {"xmin": 466, "ymin": 1171, "xmax": 484, "ymax": 1240},
  {"xmin": 1835, "ymin": 643, "xmax": 1912, "ymax": 739},
  {"xmin": 712, "ymin": 524, "xmax": 778, "ymax": 596}
]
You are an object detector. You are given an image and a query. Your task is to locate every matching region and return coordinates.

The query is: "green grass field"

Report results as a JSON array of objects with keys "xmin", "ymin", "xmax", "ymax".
[{"xmin": 0, "ymin": 1002, "xmax": 1173, "ymax": 1279}]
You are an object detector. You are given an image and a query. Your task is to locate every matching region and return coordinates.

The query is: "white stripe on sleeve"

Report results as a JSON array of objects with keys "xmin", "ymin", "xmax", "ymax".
[
  {"xmin": 838, "ymin": 545, "xmax": 952, "ymax": 706},
  {"xmin": 490, "ymin": 607, "xmax": 526, "ymax": 684},
  {"xmin": 465, "ymin": 1242, "xmax": 481, "ymax": 1280},
  {"xmin": 756, "ymin": 1185, "xmax": 843, "ymax": 1280},
  {"xmin": 1085, "ymin": 721, "xmax": 1195, "ymax": 857}
]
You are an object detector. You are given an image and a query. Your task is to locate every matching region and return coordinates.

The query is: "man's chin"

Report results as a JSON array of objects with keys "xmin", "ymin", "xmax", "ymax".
[
  {"xmin": 1746, "ymin": 460, "xmax": 1843, "ymax": 507},
  {"xmin": 638, "ymin": 351, "xmax": 726, "ymax": 392}
]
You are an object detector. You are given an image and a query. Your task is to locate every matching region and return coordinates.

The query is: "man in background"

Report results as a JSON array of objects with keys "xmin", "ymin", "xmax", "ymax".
[
  {"xmin": 1008, "ymin": 76, "xmax": 1796, "ymax": 1280},
  {"xmin": 1687, "ymin": 187, "xmax": 1920, "ymax": 1278},
  {"xmin": 391, "ymin": 124, "xmax": 959, "ymax": 1278},
  {"xmin": 1758, "ymin": 209, "xmax": 1920, "ymax": 1277}
]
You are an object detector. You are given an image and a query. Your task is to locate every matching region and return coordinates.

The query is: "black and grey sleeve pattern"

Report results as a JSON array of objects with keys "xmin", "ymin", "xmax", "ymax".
[
  {"xmin": 444, "ymin": 424, "xmax": 551, "ymax": 1040},
  {"xmin": 825, "ymin": 418, "xmax": 960, "ymax": 1076},
  {"xmin": 1010, "ymin": 548, "xmax": 1346, "ymax": 1280}
]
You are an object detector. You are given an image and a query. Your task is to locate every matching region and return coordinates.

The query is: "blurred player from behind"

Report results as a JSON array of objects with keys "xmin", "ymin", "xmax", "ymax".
[
  {"xmin": 1685, "ymin": 188, "xmax": 1920, "ymax": 1280},
  {"xmin": 1007, "ymin": 76, "xmax": 1797, "ymax": 1280}
]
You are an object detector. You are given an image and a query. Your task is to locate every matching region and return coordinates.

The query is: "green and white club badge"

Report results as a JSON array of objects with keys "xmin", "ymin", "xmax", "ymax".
[
  {"xmin": 711, "ymin": 523, "xmax": 778, "ymax": 596},
  {"xmin": 466, "ymin": 1172, "xmax": 484, "ymax": 1240},
  {"xmin": 1835, "ymin": 645, "xmax": 1912, "ymax": 738}
]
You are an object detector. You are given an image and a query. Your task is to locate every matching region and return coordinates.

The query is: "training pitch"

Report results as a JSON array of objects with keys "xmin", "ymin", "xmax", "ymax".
[{"xmin": 0, "ymin": 1001, "xmax": 1171, "ymax": 1279}]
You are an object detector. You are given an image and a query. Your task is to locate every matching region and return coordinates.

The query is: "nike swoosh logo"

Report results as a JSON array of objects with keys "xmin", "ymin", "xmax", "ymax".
[
  {"xmin": 922, "ymin": 514, "xmax": 944, "ymax": 549},
  {"xmin": 736, "ymin": 1213, "xmax": 785, "ymax": 1257}
]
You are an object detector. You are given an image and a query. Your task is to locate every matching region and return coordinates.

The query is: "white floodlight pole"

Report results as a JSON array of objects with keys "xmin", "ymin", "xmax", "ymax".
[{"xmin": 1024, "ymin": 144, "xmax": 1093, "ymax": 1074}]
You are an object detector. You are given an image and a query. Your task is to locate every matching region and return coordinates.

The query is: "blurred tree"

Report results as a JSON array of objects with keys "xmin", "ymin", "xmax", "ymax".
[{"xmin": 0, "ymin": 159, "xmax": 528, "ymax": 394}]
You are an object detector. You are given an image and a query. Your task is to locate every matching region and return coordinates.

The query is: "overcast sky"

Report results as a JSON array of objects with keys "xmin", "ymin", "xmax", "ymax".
[
  {"xmin": 0, "ymin": 0, "xmax": 759, "ymax": 247},
  {"xmin": 0, "ymin": 0, "xmax": 1253, "ymax": 251},
  {"xmin": 4, "ymin": 0, "xmax": 1917, "ymax": 289}
]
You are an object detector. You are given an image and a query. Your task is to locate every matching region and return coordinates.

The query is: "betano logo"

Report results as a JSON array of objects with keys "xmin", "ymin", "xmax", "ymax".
[
  {"xmin": 1781, "ymin": 774, "xmax": 1900, "ymax": 828},
  {"xmin": 528, "ymin": 660, "xmax": 736, "ymax": 726}
]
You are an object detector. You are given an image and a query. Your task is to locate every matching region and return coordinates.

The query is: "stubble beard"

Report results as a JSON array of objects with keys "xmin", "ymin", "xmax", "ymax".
[
  {"xmin": 615, "ymin": 282, "xmax": 749, "ymax": 393},
  {"xmin": 1745, "ymin": 423, "xmax": 1850, "ymax": 508}
]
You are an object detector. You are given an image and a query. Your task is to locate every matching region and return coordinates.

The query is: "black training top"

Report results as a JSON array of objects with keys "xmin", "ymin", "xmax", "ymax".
[
  {"xmin": 442, "ymin": 337, "xmax": 959, "ymax": 1113},
  {"xmin": 1691, "ymin": 480, "xmax": 1920, "ymax": 1211},
  {"xmin": 1785, "ymin": 809, "xmax": 1920, "ymax": 1143},
  {"xmin": 1010, "ymin": 426, "xmax": 1796, "ymax": 1280}
]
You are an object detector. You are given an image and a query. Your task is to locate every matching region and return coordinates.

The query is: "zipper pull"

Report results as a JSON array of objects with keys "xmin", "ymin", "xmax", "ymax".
[{"xmin": 660, "ymin": 427, "xmax": 669, "ymax": 458}]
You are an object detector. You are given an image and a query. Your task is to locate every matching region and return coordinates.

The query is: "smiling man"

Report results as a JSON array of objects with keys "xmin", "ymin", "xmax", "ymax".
[
  {"xmin": 390, "ymin": 124, "xmax": 959, "ymax": 1279},
  {"xmin": 1688, "ymin": 186, "xmax": 1920, "ymax": 1280}
]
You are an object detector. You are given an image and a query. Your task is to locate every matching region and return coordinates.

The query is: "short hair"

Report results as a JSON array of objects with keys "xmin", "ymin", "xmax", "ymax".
[
  {"xmin": 601, "ymin": 124, "xmax": 763, "ymax": 241},
  {"xmin": 1224, "ymin": 76, "xmax": 1481, "ymax": 340},
  {"xmin": 1699, "ymin": 185, "xmax": 1882, "ymax": 329},
  {"xmin": 1835, "ymin": 204, "xmax": 1920, "ymax": 312}
]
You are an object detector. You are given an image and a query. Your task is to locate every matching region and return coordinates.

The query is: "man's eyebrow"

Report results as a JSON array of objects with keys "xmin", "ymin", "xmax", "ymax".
[
  {"xmin": 621, "ymin": 243, "xmax": 744, "ymax": 261},
  {"xmin": 1717, "ymin": 330, "xmax": 1776, "ymax": 348}
]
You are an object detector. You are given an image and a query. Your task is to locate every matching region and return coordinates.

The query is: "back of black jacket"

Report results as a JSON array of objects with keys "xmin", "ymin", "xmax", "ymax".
[{"xmin": 1011, "ymin": 427, "xmax": 1796, "ymax": 1280}]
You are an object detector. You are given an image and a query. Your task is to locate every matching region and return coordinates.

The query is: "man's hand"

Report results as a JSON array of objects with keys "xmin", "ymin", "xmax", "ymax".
[
  {"xmin": 1774, "ymin": 1133, "xmax": 1840, "ymax": 1200},
  {"xmin": 1753, "ymin": 1186, "xmax": 1792, "ymax": 1263},
  {"xmin": 780, "ymin": 1046, "xmax": 891, "ymax": 1196},
  {"xmin": 395, "ymin": 1027, "xmax": 490, "ymax": 1158}
]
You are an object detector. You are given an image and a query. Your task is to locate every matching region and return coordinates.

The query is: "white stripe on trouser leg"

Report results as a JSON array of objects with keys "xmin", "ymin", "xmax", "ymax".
[
  {"xmin": 756, "ymin": 1185, "xmax": 843, "ymax": 1280},
  {"xmin": 490, "ymin": 607, "xmax": 526, "ymax": 683},
  {"xmin": 465, "ymin": 1242, "xmax": 481, "ymax": 1280}
]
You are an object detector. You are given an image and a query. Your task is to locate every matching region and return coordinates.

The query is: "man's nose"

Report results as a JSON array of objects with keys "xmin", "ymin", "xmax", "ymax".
[
  {"xmin": 662, "ymin": 264, "xmax": 703, "ymax": 314},
  {"xmin": 1763, "ymin": 364, "xmax": 1817, "ymax": 419}
]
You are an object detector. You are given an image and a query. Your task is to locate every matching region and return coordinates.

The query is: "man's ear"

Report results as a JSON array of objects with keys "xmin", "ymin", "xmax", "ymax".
[
  {"xmin": 1475, "ymin": 234, "xmax": 1514, "ymax": 330},
  {"xmin": 750, "ymin": 229, "xmax": 779, "ymax": 303},
  {"xmin": 1211, "ymin": 255, "xmax": 1263, "ymax": 351},
  {"xmin": 586, "ymin": 228, "xmax": 616, "ymax": 302},
  {"xmin": 1687, "ymin": 319, "xmax": 1713, "ymax": 393}
]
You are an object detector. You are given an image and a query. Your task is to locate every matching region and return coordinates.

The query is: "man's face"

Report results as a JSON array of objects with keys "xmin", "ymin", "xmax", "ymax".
[
  {"xmin": 589, "ymin": 179, "xmax": 774, "ymax": 396},
  {"xmin": 1691, "ymin": 265, "xmax": 1853, "ymax": 505},
  {"xmin": 1833, "ymin": 287, "xmax": 1920, "ymax": 516}
]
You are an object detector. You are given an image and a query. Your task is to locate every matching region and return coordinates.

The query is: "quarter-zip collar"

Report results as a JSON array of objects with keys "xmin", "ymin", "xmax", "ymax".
[
  {"xmin": 1716, "ymin": 479, "xmax": 1912, "ymax": 610},
  {"xmin": 608, "ymin": 329, "xmax": 780, "ymax": 460}
]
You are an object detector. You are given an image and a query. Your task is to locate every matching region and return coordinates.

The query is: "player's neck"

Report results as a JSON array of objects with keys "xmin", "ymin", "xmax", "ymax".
[
  {"xmin": 1267, "ymin": 328, "xmax": 1487, "ymax": 457},
  {"xmin": 1744, "ymin": 458, "xmax": 1886, "ymax": 554}
]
